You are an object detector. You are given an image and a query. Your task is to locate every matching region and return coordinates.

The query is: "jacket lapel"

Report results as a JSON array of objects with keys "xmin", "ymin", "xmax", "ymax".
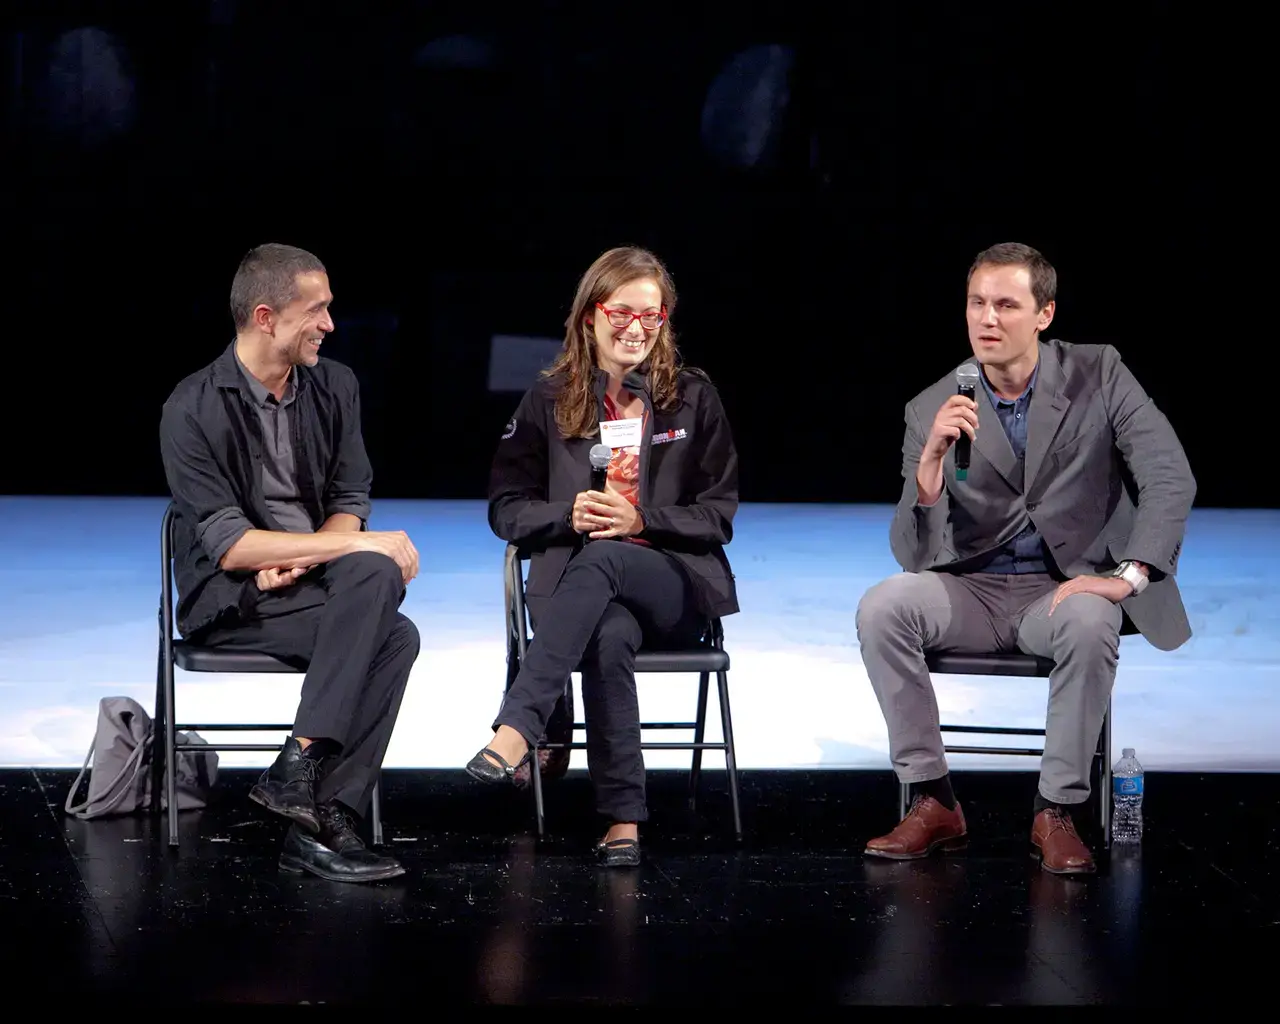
[
  {"xmin": 1022, "ymin": 343, "xmax": 1070, "ymax": 492},
  {"xmin": 971, "ymin": 385, "xmax": 1020, "ymax": 491},
  {"xmin": 623, "ymin": 369, "xmax": 654, "ymax": 509}
]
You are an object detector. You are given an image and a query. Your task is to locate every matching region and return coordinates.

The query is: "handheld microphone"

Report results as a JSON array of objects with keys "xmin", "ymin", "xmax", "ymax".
[
  {"xmin": 589, "ymin": 443, "xmax": 612, "ymax": 492},
  {"xmin": 585, "ymin": 443, "xmax": 612, "ymax": 542},
  {"xmin": 954, "ymin": 363, "xmax": 980, "ymax": 480}
]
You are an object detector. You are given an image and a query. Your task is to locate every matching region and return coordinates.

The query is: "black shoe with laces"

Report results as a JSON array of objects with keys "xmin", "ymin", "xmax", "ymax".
[
  {"xmin": 279, "ymin": 802, "xmax": 406, "ymax": 883},
  {"xmin": 250, "ymin": 737, "xmax": 323, "ymax": 834}
]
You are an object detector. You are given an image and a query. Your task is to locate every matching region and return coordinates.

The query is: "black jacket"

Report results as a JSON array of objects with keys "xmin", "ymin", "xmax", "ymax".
[
  {"xmin": 159, "ymin": 342, "xmax": 372, "ymax": 637},
  {"xmin": 489, "ymin": 367, "xmax": 740, "ymax": 619}
]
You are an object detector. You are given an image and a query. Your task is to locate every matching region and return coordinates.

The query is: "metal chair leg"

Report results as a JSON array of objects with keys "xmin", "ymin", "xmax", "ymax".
[
  {"xmin": 151, "ymin": 641, "xmax": 167, "ymax": 818},
  {"xmin": 716, "ymin": 670, "xmax": 743, "ymax": 842},
  {"xmin": 164, "ymin": 650, "xmax": 179, "ymax": 848},
  {"xmin": 529, "ymin": 738, "xmax": 547, "ymax": 839},
  {"xmin": 371, "ymin": 778, "xmax": 384, "ymax": 847},
  {"xmin": 898, "ymin": 781, "xmax": 910, "ymax": 822},
  {"xmin": 689, "ymin": 671, "xmax": 710, "ymax": 810},
  {"xmin": 1100, "ymin": 702, "xmax": 1113, "ymax": 849}
]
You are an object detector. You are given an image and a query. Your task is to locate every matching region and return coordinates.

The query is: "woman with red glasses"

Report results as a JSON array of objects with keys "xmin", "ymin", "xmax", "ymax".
[{"xmin": 467, "ymin": 245, "xmax": 740, "ymax": 867}]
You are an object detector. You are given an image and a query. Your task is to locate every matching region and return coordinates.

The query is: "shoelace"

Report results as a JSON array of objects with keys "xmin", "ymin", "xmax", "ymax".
[
  {"xmin": 908, "ymin": 794, "xmax": 949, "ymax": 817},
  {"xmin": 321, "ymin": 805, "xmax": 361, "ymax": 847},
  {"xmin": 1045, "ymin": 808, "xmax": 1079, "ymax": 838},
  {"xmin": 295, "ymin": 757, "xmax": 323, "ymax": 782}
]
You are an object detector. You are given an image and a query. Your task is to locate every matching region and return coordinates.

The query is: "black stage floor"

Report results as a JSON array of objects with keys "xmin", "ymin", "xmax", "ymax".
[{"xmin": 1, "ymin": 766, "xmax": 1275, "ymax": 1005}]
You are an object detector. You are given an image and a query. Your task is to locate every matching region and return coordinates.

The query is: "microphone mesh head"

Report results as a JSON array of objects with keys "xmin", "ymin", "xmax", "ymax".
[
  {"xmin": 589, "ymin": 443, "xmax": 613, "ymax": 470},
  {"xmin": 956, "ymin": 363, "xmax": 981, "ymax": 387}
]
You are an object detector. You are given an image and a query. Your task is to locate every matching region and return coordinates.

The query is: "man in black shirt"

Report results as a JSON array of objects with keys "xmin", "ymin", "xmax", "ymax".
[{"xmin": 160, "ymin": 243, "xmax": 421, "ymax": 883}]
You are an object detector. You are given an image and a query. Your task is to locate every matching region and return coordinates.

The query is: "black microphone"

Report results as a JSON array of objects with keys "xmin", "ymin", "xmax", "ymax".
[
  {"xmin": 954, "ymin": 363, "xmax": 980, "ymax": 480},
  {"xmin": 585, "ymin": 443, "xmax": 612, "ymax": 542},
  {"xmin": 589, "ymin": 443, "xmax": 611, "ymax": 492}
]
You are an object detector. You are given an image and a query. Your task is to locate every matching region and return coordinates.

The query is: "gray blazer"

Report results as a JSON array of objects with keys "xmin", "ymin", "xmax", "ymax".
[{"xmin": 890, "ymin": 338, "xmax": 1196, "ymax": 651}]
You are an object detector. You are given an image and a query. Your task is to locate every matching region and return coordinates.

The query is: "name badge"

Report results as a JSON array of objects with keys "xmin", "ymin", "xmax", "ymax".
[{"xmin": 600, "ymin": 417, "xmax": 643, "ymax": 450}]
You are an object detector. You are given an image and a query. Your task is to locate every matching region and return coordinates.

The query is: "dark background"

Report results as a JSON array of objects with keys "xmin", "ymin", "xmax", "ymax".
[{"xmin": 1, "ymin": 2, "xmax": 1262, "ymax": 506}]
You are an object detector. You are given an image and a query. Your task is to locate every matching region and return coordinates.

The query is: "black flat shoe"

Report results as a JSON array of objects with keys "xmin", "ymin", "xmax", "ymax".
[
  {"xmin": 595, "ymin": 837, "xmax": 641, "ymax": 868},
  {"xmin": 465, "ymin": 746, "xmax": 531, "ymax": 784}
]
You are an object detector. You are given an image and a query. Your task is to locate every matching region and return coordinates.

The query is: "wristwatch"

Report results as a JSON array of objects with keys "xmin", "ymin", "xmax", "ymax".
[{"xmin": 1111, "ymin": 560, "xmax": 1149, "ymax": 596}]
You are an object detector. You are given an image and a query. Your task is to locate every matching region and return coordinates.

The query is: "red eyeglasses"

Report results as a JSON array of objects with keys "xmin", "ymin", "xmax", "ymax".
[{"xmin": 596, "ymin": 303, "xmax": 667, "ymax": 330}]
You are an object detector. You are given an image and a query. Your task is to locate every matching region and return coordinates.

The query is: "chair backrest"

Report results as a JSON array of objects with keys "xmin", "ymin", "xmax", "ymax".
[{"xmin": 159, "ymin": 501, "xmax": 179, "ymax": 650}]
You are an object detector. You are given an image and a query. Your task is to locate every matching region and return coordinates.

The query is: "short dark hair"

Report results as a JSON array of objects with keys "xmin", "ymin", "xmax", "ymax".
[
  {"xmin": 229, "ymin": 243, "xmax": 327, "ymax": 330},
  {"xmin": 967, "ymin": 242, "xmax": 1057, "ymax": 310}
]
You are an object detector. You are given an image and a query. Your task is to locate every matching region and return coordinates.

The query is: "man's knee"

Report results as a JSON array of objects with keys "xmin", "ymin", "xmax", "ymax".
[
  {"xmin": 329, "ymin": 550, "xmax": 403, "ymax": 592},
  {"xmin": 1050, "ymin": 593, "xmax": 1122, "ymax": 658},
  {"xmin": 369, "ymin": 616, "xmax": 420, "ymax": 702},
  {"xmin": 389, "ymin": 613, "xmax": 421, "ymax": 660},
  {"xmin": 856, "ymin": 572, "xmax": 930, "ymax": 640}
]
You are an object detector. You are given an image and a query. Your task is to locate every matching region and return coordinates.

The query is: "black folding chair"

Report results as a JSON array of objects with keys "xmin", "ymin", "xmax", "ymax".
[
  {"xmin": 503, "ymin": 543, "xmax": 742, "ymax": 841},
  {"xmin": 897, "ymin": 651, "xmax": 1112, "ymax": 848},
  {"xmin": 154, "ymin": 502, "xmax": 382, "ymax": 848}
]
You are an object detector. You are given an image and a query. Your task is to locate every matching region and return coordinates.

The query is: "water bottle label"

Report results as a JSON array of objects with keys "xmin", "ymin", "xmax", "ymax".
[{"xmin": 1114, "ymin": 776, "xmax": 1143, "ymax": 796}]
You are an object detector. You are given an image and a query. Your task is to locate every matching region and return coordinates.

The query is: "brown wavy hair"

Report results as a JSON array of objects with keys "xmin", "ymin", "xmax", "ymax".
[{"xmin": 543, "ymin": 246, "xmax": 690, "ymax": 439}]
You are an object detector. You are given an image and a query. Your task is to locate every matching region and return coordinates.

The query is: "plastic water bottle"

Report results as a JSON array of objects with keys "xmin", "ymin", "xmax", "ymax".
[{"xmin": 1111, "ymin": 747, "xmax": 1144, "ymax": 844}]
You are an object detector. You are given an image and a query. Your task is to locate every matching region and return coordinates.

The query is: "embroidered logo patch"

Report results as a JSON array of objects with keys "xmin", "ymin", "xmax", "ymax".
[{"xmin": 651, "ymin": 427, "xmax": 687, "ymax": 445}]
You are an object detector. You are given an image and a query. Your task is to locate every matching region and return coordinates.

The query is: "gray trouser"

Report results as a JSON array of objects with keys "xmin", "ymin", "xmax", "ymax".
[{"xmin": 855, "ymin": 571, "xmax": 1121, "ymax": 805}]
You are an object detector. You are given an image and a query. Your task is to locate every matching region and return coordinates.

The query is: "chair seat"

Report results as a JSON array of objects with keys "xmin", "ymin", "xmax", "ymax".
[
  {"xmin": 925, "ymin": 651, "xmax": 1054, "ymax": 677},
  {"xmin": 631, "ymin": 648, "xmax": 730, "ymax": 673},
  {"xmin": 173, "ymin": 641, "xmax": 305, "ymax": 674}
]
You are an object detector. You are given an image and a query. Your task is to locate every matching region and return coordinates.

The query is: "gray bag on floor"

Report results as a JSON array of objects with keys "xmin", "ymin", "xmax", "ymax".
[{"xmin": 63, "ymin": 696, "xmax": 219, "ymax": 819}]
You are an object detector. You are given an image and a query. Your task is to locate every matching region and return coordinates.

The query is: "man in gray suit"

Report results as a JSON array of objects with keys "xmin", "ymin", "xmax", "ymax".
[{"xmin": 856, "ymin": 242, "xmax": 1195, "ymax": 874}]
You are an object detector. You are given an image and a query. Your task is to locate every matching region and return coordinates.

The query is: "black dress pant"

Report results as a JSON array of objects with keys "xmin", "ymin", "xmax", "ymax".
[
  {"xmin": 195, "ymin": 551, "xmax": 420, "ymax": 817},
  {"xmin": 496, "ymin": 540, "xmax": 704, "ymax": 823}
]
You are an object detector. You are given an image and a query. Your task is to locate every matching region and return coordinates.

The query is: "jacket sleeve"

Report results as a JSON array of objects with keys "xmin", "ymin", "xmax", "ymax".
[
  {"xmin": 635, "ymin": 383, "xmax": 738, "ymax": 551},
  {"xmin": 888, "ymin": 398, "xmax": 949, "ymax": 571},
  {"xmin": 322, "ymin": 370, "xmax": 373, "ymax": 524},
  {"xmin": 159, "ymin": 394, "xmax": 253, "ymax": 568},
  {"xmin": 488, "ymin": 388, "xmax": 577, "ymax": 548},
  {"xmin": 1101, "ymin": 345, "xmax": 1196, "ymax": 578}
]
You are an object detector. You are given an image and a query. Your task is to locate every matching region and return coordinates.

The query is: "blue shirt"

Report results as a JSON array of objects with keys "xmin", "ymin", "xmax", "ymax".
[{"xmin": 977, "ymin": 362, "xmax": 1048, "ymax": 574}]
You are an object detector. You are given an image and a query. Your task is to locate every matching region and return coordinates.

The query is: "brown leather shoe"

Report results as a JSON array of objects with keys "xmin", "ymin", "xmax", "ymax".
[
  {"xmin": 1030, "ymin": 807, "xmax": 1096, "ymax": 875},
  {"xmin": 864, "ymin": 795, "xmax": 968, "ymax": 860}
]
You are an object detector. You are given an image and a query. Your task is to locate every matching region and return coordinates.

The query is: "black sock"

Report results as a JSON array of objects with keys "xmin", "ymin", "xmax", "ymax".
[
  {"xmin": 324, "ymin": 798, "xmax": 357, "ymax": 818},
  {"xmin": 1034, "ymin": 793, "xmax": 1076, "ymax": 821},
  {"xmin": 300, "ymin": 737, "xmax": 342, "ymax": 761},
  {"xmin": 916, "ymin": 774, "xmax": 956, "ymax": 811}
]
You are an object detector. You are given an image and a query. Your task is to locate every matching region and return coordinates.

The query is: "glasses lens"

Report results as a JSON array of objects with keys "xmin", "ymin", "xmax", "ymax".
[{"xmin": 640, "ymin": 314, "xmax": 662, "ymax": 329}]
